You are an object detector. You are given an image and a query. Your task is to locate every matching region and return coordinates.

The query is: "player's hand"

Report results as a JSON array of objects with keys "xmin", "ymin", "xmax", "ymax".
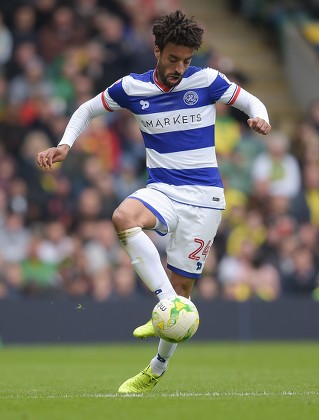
[
  {"xmin": 247, "ymin": 117, "xmax": 272, "ymax": 135},
  {"xmin": 37, "ymin": 144, "xmax": 70, "ymax": 170}
]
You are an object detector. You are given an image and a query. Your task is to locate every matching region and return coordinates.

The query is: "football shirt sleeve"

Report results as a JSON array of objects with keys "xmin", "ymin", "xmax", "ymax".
[
  {"xmin": 206, "ymin": 69, "xmax": 234, "ymax": 102},
  {"xmin": 58, "ymin": 93, "xmax": 108, "ymax": 148},
  {"xmin": 105, "ymin": 77, "xmax": 130, "ymax": 110},
  {"xmin": 208, "ymin": 69, "xmax": 270, "ymax": 123},
  {"xmin": 229, "ymin": 87, "xmax": 270, "ymax": 123}
]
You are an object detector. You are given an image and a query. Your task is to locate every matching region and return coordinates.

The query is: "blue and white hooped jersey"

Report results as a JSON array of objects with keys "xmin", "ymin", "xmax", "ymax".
[{"xmin": 102, "ymin": 66, "xmax": 241, "ymax": 209}]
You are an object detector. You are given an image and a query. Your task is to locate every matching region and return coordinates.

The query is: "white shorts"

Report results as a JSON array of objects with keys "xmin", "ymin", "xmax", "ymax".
[{"xmin": 128, "ymin": 188, "xmax": 222, "ymax": 279}]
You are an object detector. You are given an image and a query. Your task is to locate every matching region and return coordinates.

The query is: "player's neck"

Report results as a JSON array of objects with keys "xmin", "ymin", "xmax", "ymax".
[{"xmin": 154, "ymin": 69, "xmax": 175, "ymax": 93}]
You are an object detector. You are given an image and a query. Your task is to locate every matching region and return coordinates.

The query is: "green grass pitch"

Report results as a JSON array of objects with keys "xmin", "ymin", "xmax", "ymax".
[{"xmin": 0, "ymin": 342, "xmax": 318, "ymax": 420}]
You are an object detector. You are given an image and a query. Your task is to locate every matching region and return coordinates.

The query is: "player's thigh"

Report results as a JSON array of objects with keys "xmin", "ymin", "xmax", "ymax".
[
  {"xmin": 127, "ymin": 188, "xmax": 178, "ymax": 234},
  {"xmin": 112, "ymin": 196, "xmax": 157, "ymax": 231},
  {"xmin": 167, "ymin": 205, "xmax": 222, "ymax": 278}
]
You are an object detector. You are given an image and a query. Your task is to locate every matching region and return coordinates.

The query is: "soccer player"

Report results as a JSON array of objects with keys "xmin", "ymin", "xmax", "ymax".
[{"xmin": 37, "ymin": 10, "xmax": 271, "ymax": 393}]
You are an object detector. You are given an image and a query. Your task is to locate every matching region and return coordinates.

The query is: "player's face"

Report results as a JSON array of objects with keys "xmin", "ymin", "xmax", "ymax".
[{"xmin": 155, "ymin": 43, "xmax": 194, "ymax": 88}]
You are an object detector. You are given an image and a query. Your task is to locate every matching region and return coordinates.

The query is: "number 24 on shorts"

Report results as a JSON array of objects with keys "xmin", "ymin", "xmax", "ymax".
[{"xmin": 188, "ymin": 239, "xmax": 212, "ymax": 261}]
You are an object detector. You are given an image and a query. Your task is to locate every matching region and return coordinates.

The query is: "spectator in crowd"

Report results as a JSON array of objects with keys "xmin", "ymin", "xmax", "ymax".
[
  {"xmin": 300, "ymin": 164, "xmax": 319, "ymax": 227},
  {"xmin": 74, "ymin": 186, "xmax": 103, "ymax": 225},
  {"xmin": 282, "ymin": 245, "xmax": 319, "ymax": 296},
  {"xmin": 0, "ymin": 212, "xmax": 30, "ymax": 264},
  {"xmin": 251, "ymin": 130, "xmax": 301, "ymax": 201},
  {"xmin": 217, "ymin": 237, "xmax": 281, "ymax": 301},
  {"xmin": 8, "ymin": 57, "xmax": 53, "ymax": 107},
  {"xmin": 113, "ymin": 265, "xmax": 138, "ymax": 300},
  {"xmin": 4, "ymin": 40, "xmax": 38, "ymax": 82},
  {"xmin": 33, "ymin": 0, "xmax": 59, "ymax": 31},
  {"xmin": 21, "ymin": 234, "xmax": 59, "ymax": 296},
  {"xmin": 7, "ymin": 177, "xmax": 28, "ymax": 217},
  {"xmin": 11, "ymin": 5, "xmax": 37, "ymax": 49},
  {"xmin": 83, "ymin": 219, "xmax": 120, "ymax": 275},
  {"xmin": 38, "ymin": 5, "xmax": 88, "ymax": 64},
  {"xmin": 298, "ymin": 222, "xmax": 319, "ymax": 262},
  {"xmin": 0, "ymin": 188, "xmax": 8, "ymax": 227},
  {"xmin": 0, "ymin": 12, "xmax": 13, "ymax": 67},
  {"xmin": 0, "ymin": 153, "xmax": 16, "ymax": 192},
  {"xmin": 91, "ymin": 267, "xmax": 113, "ymax": 302},
  {"xmin": 18, "ymin": 130, "xmax": 52, "ymax": 221},
  {"xmin": 92, "ymin": 11, "xmax": 134, "ymax": 87},
  {"xmin": 196, "ymin": 275, "xmax": 219, "ymax": 300},
  {"xmin": 2, "ymin": 261, "xmax": 24, "ymax": 300},
  {"xmin": 0, "ymin": 75, "xmax": 8, "ymax": 121},
  {"xmin": 83, "ymin": 40, "xmax": 108, "ymax": 94},
  {"xmin": 37, "ymin": 220, "xmax": 75, "ymax": 265}
]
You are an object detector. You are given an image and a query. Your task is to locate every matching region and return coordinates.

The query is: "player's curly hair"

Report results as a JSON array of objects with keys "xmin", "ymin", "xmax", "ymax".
[{"xmin": 153, "ymin": 10, "xmax": 204, "ymax": 51}]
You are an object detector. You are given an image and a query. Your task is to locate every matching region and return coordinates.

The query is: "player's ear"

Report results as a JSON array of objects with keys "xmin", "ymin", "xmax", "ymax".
[{"xmin": 154, "ymin": 45, "xmax": 160, "ymax": 60}]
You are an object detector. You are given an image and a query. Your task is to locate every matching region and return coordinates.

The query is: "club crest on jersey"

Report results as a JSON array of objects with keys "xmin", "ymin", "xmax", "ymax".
[{"xmin": 183, "ymin": 91, "xmax": 199, "ymax": 106}]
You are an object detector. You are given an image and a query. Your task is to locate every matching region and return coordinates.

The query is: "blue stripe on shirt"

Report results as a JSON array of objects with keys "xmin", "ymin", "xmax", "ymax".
[
  {"xmin": 109, "ymin": 86, "xmax": 214, "ymax": 114},
  {"xmin": 133, "ymin": 87, "xmax": 213, "ymax": 114},
  {"xmin": 107, "ymin": 79, "xmax": 128, "ymax": 108},
  {"xmin": 147, "ymin": 167, "xmax": 223, "ymax": 187},
  {"xmin": 142, "ymin": 125, "xmax": 215, "ymax": 153},
  {"xmin": 208, "ymin": 73, "xmax": 233, "ymax": 102}
]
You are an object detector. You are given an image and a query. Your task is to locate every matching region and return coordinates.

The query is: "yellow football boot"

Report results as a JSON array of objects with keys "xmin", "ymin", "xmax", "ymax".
[
  {"xmin": 133, "ymin": 319, "xmax": 156, "ymax": 339},
  {"xmin": 118, "ymin": 365, "xmax": 165, "ymax": 394}
]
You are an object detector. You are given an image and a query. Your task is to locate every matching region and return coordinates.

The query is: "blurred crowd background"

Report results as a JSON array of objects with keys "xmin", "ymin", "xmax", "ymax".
[{"xmin": 0, "ymin": 0, "xmax": 318, "ymax": 303}]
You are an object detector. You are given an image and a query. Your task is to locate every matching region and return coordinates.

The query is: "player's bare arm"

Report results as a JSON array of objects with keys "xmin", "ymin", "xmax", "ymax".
[
  {"xmin": 247, "ymin": 117, "xmax": 272, "ymax": 135},
  {"xmin": 37, "ymin": 144, "xmax": 70, "ymax": 170}
]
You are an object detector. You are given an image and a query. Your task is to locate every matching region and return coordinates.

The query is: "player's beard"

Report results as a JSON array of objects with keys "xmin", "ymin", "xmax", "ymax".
[{"xmin": 156, "ymin": 62, "xmax": 182, "ymax": 88}]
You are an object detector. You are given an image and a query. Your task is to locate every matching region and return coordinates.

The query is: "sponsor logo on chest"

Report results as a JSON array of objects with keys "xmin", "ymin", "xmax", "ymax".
[{"xmin": 141, "ymin": 113, "xmax": 202, "ymax": 129}]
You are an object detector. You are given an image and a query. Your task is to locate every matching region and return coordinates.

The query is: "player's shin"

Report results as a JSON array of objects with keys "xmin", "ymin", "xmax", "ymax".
[
  {"xmin": 150, "ymin": 339, "xmax": 178, "ymax": 375},
  {"xmin": 117, "ymin": 227, "xmax": 176, "ymax": 300}
]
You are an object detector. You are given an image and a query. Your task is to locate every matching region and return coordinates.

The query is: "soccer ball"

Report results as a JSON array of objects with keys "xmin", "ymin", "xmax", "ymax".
[{"xmin": 152, "ymin": 296, "xmax": 200, "ymax": 343}]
